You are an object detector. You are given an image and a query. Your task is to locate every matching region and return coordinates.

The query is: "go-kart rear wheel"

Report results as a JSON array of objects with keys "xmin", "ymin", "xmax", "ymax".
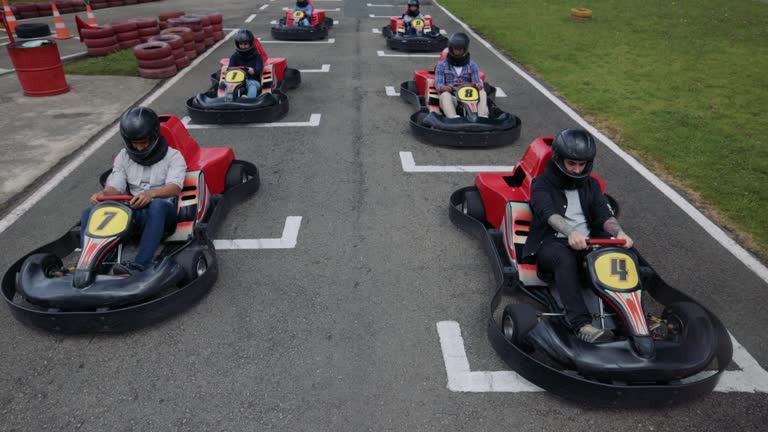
[
  {"xmin": 462, "ymin": 190, "xmax": 486, "ymax": 222},
  {"xmin": 502, "ymin": 303, "xmax": 538, "ymax": 347},
  {"xmin": 24, "ymin": 253, "xmax": 64, "ymax": 278},
  {"xmin": 225, "ymin": 163, "xmax": 248, "ymax": 191}
]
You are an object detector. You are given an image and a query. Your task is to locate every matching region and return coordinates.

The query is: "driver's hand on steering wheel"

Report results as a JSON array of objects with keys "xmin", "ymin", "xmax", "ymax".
[
  {"xmin": 472, "ymin": 82, "xmax": 483, "ymax": 90},
  {"xmin": 89, "ymin": 191, "xmax": 104, "ymax": 205},
  {"xmin": 615, "ymin": 231, "xmax": 634, "ymax": 249},
  {"xmin": 130, "ymin": 191, "xmax": 154, "ymax": 209},
  {"xmin": 567, "ymin": 231, "xmax": 589, "ymax": 251},
  {"xmin": 247, "ymin": 67, "xmax": 255, "ymax": 76},
  {"xmin": 440, "ymin": 85, "xmax": 454, "ymax": 94}
]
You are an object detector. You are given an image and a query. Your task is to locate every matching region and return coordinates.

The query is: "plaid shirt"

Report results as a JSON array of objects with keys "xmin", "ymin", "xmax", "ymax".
[{"xmin": 434, "ymin": 60, "xmax": 482, "ymax": 90}]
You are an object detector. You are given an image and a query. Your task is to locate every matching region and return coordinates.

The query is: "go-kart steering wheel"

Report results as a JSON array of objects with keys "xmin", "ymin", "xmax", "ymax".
[
  {"xmin": 96, "ymin": 195, "xmax": 133, "ymax": 202},
  {"xmin": 587, "ymin": 238, "xmax": 627, "ymax": 247}
]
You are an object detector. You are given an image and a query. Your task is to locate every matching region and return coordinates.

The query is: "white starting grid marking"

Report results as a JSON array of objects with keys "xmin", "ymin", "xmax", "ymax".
[
  {"xmin": 400, "ymin": 152, "xmax": 514, "ymax": 173},
  {"xmin": 214, "ymin": 216, "xmax": 302, "ymax": 250},
  {"xmin": 299, "ymin": 64, "xmax": 331, "ymax": 73},
  {"xmin": 259, "ymin": 37, "xmax": 336, "ymax": 44},
  {"xmin": 372, "ymin": 28, "xmax": 382, "ymax": 34},
  {"xmin": 259, "ymin": 4, "xmax": 269, "ymax": 10},
  {"xmin": 437, "ymin": 320, "xmax": 768, "ymax": 393},
  {"xmin": 283, "ymin": 7, "xmax": 341, "ymax": 11},
  {"xmin": 246, "ymin": 14, "xmax": 257, "ymax": 23},
  {"xmin": 181, "ymin": 114, "xmax": 322, "ymax": 129},
  {"xmin": 385, "ymin": 86, "xmax": 400, "ymax": 96},
  {"xmin": 367, "ymin": 3, "xmax": 398, "ymax": 6},
  {"xmin": 377, "ymin": 50, "xmax": 439, "ymax": 58},
  {"xmin": 369, "ymin": 14, "xmax": 393, "ymax": 18}
]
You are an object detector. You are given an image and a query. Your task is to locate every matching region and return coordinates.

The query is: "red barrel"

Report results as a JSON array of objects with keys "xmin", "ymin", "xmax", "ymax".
[{"xmin": 7, "ymin": 39, "xmax": 70, "ymax": 97}]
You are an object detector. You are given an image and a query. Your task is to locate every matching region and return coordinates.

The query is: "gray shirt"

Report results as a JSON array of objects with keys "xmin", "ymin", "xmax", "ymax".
[
  {"xmin": 557, "ymin": 189, "xmax": 590, "ymax": 237},
  {"xmin": 106, "ymin": 148, "xmax": 187, "ymax": 196}
]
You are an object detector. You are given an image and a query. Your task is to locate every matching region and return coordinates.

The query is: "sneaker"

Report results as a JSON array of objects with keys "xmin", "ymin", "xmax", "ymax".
[
  {"xmin": 112, "ymin": 262, "xmax": 145, "ymax": 276},
  {"xmin": 577, "ymin": 324, "xmax": 612, "ymax": 343}
]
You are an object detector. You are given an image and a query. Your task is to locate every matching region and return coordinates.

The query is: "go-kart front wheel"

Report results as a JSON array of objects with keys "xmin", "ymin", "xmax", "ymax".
[
  {"xmin": 662, "ymin": 301, "xmax": 712, "ymax": 342},
  {"xmin": 462, "ymin": 190, "xmax": 486, "ymax": 222},
  {"xmin": 502, "ymin": 303, "xmax": 538, "ymax": 347}
]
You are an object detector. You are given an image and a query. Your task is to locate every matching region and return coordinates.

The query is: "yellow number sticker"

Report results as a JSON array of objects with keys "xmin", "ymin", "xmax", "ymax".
[
  {"xmin": 412, "ymin": 18, "xmax": 425, "ymax": 28},
  {"xmin": 87, "ymin": 206, "xmax": 130, "ymax": 237},
  {"xmin": 593, "ymin": 252, "xmax": 639, "ymax": 290},
  {"xmin": 225, "ymin": 69, "xmax": 246, "ymax": 83},
  {"xmin": 293, "ymin": 10, "xmax": 305, "ymax": 20},
  {"xmin": 457, "ymin": 86, "xmax": 479, "ymax": 102}
]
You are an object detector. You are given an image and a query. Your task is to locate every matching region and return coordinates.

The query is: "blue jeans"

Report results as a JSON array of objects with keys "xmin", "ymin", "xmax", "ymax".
[
  {"xmin": 81, "ymin": 199, "xmax": 177, "ymax": 269},
  {"xmin": 297, "ymin": 18, "xmax": 311, "ymax": 26},
  {"xmin": 245, "ymin": 79, "xmax": 260, "ymax": 98}
]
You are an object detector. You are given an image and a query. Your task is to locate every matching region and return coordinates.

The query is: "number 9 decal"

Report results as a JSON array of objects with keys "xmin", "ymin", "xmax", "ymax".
[
  {"xmin": 412, "ymin": 18, "xmax": 425, "ymax": 27},
  {"xmin": 87, "ymin": 206, "xmax": 131, "ymax": 237},
  {"xmin": 293, "ymin": 10, "xmax": 305, "ymax": 20}
]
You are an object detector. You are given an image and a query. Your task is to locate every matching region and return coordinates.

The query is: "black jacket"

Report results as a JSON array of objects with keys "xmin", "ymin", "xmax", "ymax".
[
  {"xmin": 522, "ymin": 161, "xmax": 615, "ymax": 260},
  {"xmin": 229, "ymin": 50, "xmax": 264, "ymax": 78}
]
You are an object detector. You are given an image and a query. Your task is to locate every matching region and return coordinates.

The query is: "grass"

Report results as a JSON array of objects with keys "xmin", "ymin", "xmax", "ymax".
[
  {"xmin": 439, "ymin": 0, "xmax": 768, "ymax": 255},
  {"xmin": 63, "ymin": 48, "xmax": 139, "ymax": 76}
]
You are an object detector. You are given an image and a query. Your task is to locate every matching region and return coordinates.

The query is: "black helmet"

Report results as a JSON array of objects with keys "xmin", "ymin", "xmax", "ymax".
[
  {"xmin": 119, "ymin": 107, "xmax": 165, "ymax": 165},
  {"xmin": 296, "ymin": 0, "xmax": 308, "ymax": 7},
  {"xmin": 406, "ymin": 0, "xmax": 420, "ymax": 16},
  {"xmin": 551, "ymin": 128, "xmax": 597, "ymax": 179},
  {"xmin": 447, "ymin": 32, "xmax": 470, "ymax": 66},
  {"xmin": 234, "ymin": 29, "xmax": 256, "ymax": 57}
]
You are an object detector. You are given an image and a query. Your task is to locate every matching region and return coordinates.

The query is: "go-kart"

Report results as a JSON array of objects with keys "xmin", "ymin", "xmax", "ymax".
[
  {"xmin": 271, "ymin": 0, "xmax": 333, "ymax": 41},
  {"xmin": 1, "ymin": 115, "xmax": 260, "ymax": 333},
  {"xmin": 399, "ymin": 49, "xmax": 521, "ymax": 147},
  {"xmin": 448, "ymin": 136, "xmax": 733, "ymax": 406},
  {"xmin": 186, "ymin": 40, "xmax": 301, "ymax": 124},
  {"xmin": 381, "ymin": 14, "xmax": 447, "ymax": 52}
]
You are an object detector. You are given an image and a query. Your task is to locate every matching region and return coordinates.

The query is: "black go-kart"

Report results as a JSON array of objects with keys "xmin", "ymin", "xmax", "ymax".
[
  {"xmin": 2, "ymin": 115, "xmax": 260, "ymax": 333},
  {"xmin": 448, "ymin": 136, "xmax": 733, "ymax": 406},
  {"xmin": 381, "ymin": 15, "xmax": 447, "ymax": 52},
  {"xmin": 271, "ymin": 1, "xmax": 333, "ymax": 41},
  {"xmin": 399, "ymin": 50, "xmax": 521, "ymax": 147}
]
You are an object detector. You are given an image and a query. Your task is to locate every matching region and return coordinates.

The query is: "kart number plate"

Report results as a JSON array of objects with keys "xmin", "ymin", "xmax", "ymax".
[
  {"xmin": 225, "ymin": 70, "xmax": 246, "ymax": 83},
  {"xmin": 412, "ymin": 18, "xmax": 425, "ymax": 28},
  {"xmin": 594, "ymin": 252, "xmax": 639, "ymax": 290},
  {"xmin": 293, "ymin": 10, "xmax": 305, "ymax": 20},
  {"xmin": 87, "ymin": 206, "xmax": 130, "ymax": 238},
  {"xmin": 457, "ymin": 86, "xmax": 479, "ymax": 102}
]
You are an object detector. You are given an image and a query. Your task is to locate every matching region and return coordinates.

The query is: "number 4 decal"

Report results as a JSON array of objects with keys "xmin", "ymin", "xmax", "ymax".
[{"xmin": 610, "ymin": 258, "xmax": 628, "ymax": 281}]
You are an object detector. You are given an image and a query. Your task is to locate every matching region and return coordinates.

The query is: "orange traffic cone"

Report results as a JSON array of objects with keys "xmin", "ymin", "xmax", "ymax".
[
  {"xmin": 2, "ymin": 0, "xmax": 17, "ymax": 35},
  {"xmin": 85, "ymin": 4, "xmax": 97, "ymax": 26},
  {"xmin": 51, "ymin": 3, "xmax": 75, "ymax": 40}
]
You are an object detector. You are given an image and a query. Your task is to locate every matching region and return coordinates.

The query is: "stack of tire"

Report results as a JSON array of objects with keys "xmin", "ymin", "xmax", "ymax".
[
  {"xmin": 107, "ymin": 1, "xmax": 125, "ymax": 8},
  {"xmin": 158, "ymin": 12, "xmax": 185, "ymax": 30},
  {"xmin": 72, "ymin": 1, "xmax": 87, "ymax": 13},
  {"xmin": 52, "ymin": 0, "xmax": 74, "ymax": 15},
  {"xmin": 149, "ymin": 34, "xmax": 189, "ymax": 71},
  {"xmin": 133, "ymin": 18, "xmax": 161, "ymax": 43},
  {"xmin": 36, "ymin": 3, "xmax": 53, "ymax": 17},
  {"xmin": 133, "ymin": 41, "xmax": 177, "ymax": 79},
  {"xmin": 208, "ymin": 13, "xmax": 224, "ymax": 41},
  {"xmin": 110, "ymin": 20, "xmax": 141, "ymax": 50},
  {"xmin": 82, "ymin": 25, "xmax": 119, "ymax": 57},
  {"xmin": 166, "ymin": 17, "xmax": 205, "ymax": 55},
  {"xmin": 13, "ymin": 3, "xmax": 40, "ymax": 20},
  {"xmin": 91, "ymin": 1, "xmax": 109, "ymax": 10},
  {"xmin": 186, "ymin": 14, "xmax": 215, "ymax": 49},
  {"xmin": 160, "ymin": 27, "xmax": 195, "ymax": 61}
]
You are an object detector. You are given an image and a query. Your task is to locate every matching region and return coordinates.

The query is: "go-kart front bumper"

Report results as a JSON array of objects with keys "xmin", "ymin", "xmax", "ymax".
[
  {"xmin": 271, "ymin": 23, "xmax": 328, "ymax": 41},
  {"xmin": 185, "ymin": 91, "xmax": 289, "ymax": 124}
]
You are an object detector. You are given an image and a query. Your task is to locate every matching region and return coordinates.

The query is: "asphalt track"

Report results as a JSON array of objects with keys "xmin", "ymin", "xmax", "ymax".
[{"xmin": 1, "ymin": 0, "xmax": 767, "ymax": 430}]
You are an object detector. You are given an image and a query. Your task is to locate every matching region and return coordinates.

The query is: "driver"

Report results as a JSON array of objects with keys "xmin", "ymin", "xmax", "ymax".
[
  {"xmin": 229, "ymin": 29, "xmax": 263, "ymax": 99},
  {"xmin": 402, "ymin": 0, "xmax": 425, "ymax": 35},
  {"xmin": 292, "ymin": 0, "xmax": 313, "ymax": 27},
  {"xmin": 82, "ymin": 107, "xmax": 187, "ymax": 274},
  {"xmin": 523, "ymin": 128, "xmax": 633, "ymax": 343},
  {"xmin": 434, "ymin": 32, "xmax": 489, "ymax": 118}
]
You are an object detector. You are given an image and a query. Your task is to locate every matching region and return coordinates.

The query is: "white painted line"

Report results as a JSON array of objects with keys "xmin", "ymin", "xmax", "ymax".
[
  {"xmin": 367, "ymin": 3, "xmax": 398, "ymax": 6},
  {"xmin": 372, "ymin": 28, "xmax": 382, "ymax": 34},
  {"xmin": 400, "ymin": 152, "xmax": 514, "ymax": 173},
  {"xmin": 0, "ymin": 30, "xmax": 240, "ymax": 236},
  {"xmin": 385, "ymin": 86, "xmax": 400, "ymax": 96},
  {"xmin": 438, "ymin": 320, "xmax": 768, "ymax": 393},
  {"xmin": 260, "ymin": 38, "xmax": 336, "ymax": 44},
  {"xmin": 259, "ymin": 4, "xmax": 269, "ymax": 10},
  {"xmin": 182, "ymin": 114, "xmax": 322, "ymax": 129},
  {"xmin": 246, "ymin": 14, "xmax": 257, "ymax": 23},
  {"xmin": 440, "ymin": 29, "xmax": 447, "ymax": 35},
  {"xmin": 334, "ymin": 20, "xmax": 339, "ymax": 25},
  {"xmin": 369, "ymin": 14, "xmax": 392, "ymax": 18},
  {"xmin": 60, "ymin": 51, "xmax": 86, "ymax": 60},
  {"xmin": 270, "ymin": 20, "xmax": 277, "ymax": 25},
  {"xmin": 495, "ymin": 87, "xmax": 507, "ymax": 97},
  {"xmin": 377, "ymin": 50, "xmax": 439, "ymax": 58},
  {"xmin": 214, "ymin": 216, "xmax": 302, "ymax": 249},
  {"xmin": 431, "ymin": 0, "xmax": 768, "ymax": 285},
  {"xmin": 299, "ymin": 64, "xmax": 331, "ymax": 73},
  {"xmin": 0, "ymin": 67, "xmax": 14, "ymax": 74},
  {"xmin": 284, "ymin": 7, "xmax": 341, "ymax": 11}
]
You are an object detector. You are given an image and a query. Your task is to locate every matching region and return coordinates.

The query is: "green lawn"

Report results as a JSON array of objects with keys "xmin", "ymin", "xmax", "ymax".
[
  {"xmin": 439, "ymin": 0, "xmax": 768, "ymax": 255},
  {"xmin": 64, "ymin": 49, "xmax": 139, "ymax": 76}
]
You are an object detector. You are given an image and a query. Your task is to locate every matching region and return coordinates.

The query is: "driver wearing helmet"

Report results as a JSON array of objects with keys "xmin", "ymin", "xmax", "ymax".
[
  {"xmin": 402, "ymin": 0, "xmax": 424, "ymax": 34},
  {"xmin": 82, "ymin": 107, "xmax": 187, "ymax": 273},
  {"xmin": 229, "ymin": 29, "xmax": 263, "ymax": 99},
  {"xmin": 292, "ymin": 0, "xmax": 313, "ymax": 26},
  {"xmin": 523, "ymin": 128, "xmax": 634, "ymax": 343},
  {"xmin": 434, "ymin": 32, "xmax": 489, "ymax": 118}
]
